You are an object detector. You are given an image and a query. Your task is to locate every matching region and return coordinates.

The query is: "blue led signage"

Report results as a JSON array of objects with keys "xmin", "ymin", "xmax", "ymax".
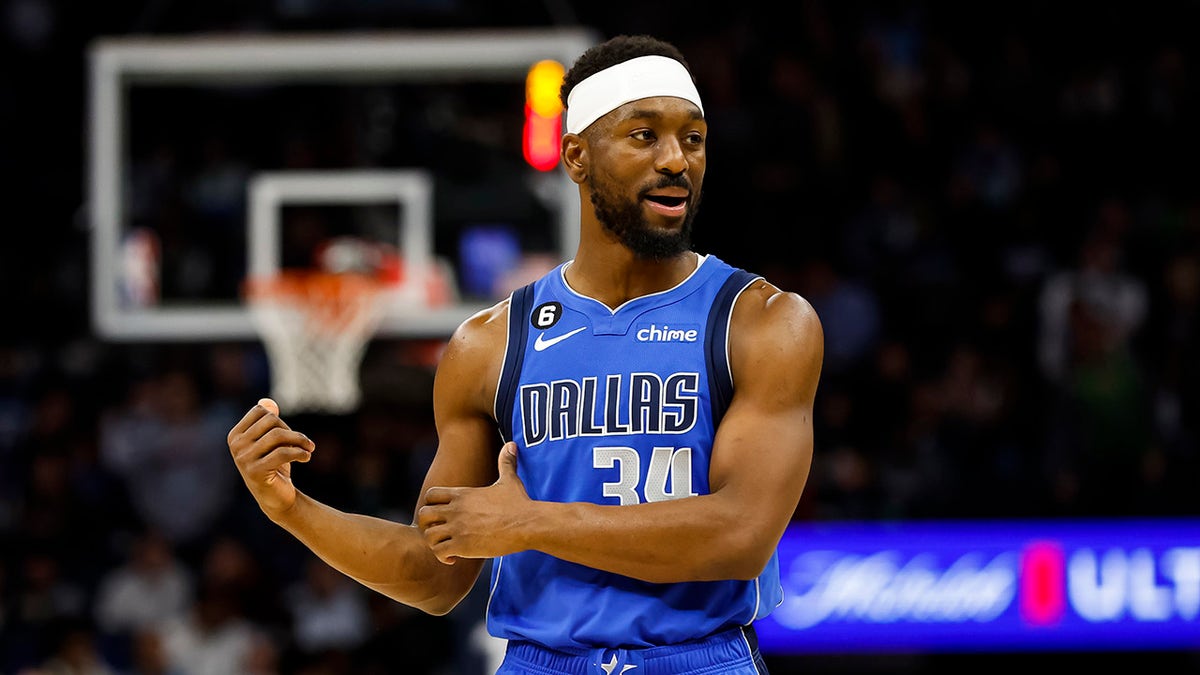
[{"xmin": 759, "ymin": 519, "xmax": 1200, "ymax": 653}]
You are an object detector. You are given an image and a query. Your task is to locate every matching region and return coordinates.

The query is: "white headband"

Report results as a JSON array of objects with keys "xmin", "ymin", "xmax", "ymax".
[{"xmin": 565, "ymin": 54, "xmax": 704, "ymax": 134}]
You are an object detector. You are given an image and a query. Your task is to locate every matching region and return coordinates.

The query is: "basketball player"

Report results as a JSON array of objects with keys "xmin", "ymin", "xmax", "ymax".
[{"xmin": 227, "ymin": 34, "xmax": 824, "ymax": 674}]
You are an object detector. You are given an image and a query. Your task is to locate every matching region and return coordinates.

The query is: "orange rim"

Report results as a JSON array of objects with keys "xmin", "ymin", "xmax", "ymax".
[{"xmin": 243, "ymin": 271, "xmax": 387, "ymax": 331}]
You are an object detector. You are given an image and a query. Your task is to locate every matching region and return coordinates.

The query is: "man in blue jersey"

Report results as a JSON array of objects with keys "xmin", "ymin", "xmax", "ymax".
[{"xmin": 227, "ymin": 34, "xmax": 824, "ymax": 674}]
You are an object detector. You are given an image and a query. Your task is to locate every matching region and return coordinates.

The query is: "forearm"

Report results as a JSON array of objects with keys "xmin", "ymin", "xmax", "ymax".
[
  {"xmin": 523, "ymin": 495, "xmax": 773, "ymax": 584},
  {"xmin": 271, "ymin": 492, "xmax": 479, "ymax": 615}
]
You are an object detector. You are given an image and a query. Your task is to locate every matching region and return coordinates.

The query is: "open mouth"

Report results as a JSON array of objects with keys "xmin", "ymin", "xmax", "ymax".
[{"xmin": 646, "ymin": 195, "xmax": 687, "ymax": 208}]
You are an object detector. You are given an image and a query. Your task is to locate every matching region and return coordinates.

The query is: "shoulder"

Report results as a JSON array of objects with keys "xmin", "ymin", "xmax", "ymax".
[
  {"xmin": 733, "ymin": 277, "xmax": 822, "ymax": 341},
  {"xmin": 443, "ymin": 297, "xmax": 510, "ymax": 367},
  {"xmin": 729, "ymin": 277, "xmax": 824, "ymax": 386},
  {"xmin": 444, "ymin": 264, "xmax": 560, "ymax": 362},
  {"xmin": 433, "ymin": 297, "xmax": 511, "ymax": 410}
]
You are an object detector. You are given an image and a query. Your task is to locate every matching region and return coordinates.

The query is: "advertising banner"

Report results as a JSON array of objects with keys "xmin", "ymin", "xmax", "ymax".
[{"xmin": 760, "ymin": 519, "xmax": 1200, "ymax": 653}]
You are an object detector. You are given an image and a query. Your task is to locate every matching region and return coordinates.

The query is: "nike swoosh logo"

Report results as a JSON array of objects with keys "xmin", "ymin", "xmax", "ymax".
[{"xmin": 533, "ymin": 326, "xmax": 586, "ymax": 351}]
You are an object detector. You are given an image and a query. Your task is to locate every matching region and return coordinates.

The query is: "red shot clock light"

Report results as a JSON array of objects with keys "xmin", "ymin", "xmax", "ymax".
[{"xmin": 523, "ymin": 59, "xmax": 565, "ymax": 171}]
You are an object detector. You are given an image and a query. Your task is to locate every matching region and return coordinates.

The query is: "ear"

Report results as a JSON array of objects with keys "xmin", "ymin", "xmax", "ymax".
[{"xmin": 561, "ymin": 134, "xmax": 587, "ymax": 184}]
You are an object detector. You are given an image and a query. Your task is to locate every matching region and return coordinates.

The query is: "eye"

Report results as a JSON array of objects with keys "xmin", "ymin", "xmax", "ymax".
[
  {"xmin": 631, "ymin": 129, "xmax": 657, "ymax": 142},
  {"xmin": 685, "ymin": 131, "xmax": 705, "ymax": 146}
]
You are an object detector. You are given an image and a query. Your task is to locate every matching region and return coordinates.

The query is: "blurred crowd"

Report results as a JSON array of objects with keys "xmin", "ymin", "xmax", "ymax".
[{"xmin": 2, "ymin": 1, "xmax": 1199, "ymax": 673}]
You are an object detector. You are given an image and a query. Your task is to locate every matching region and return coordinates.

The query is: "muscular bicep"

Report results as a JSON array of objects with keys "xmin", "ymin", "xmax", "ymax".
[
  {"xmin": 412, "ymin": 416, "xmax": 500, "ymax": 517},
  {"xmin": 412, "ymin": 301, "xmax": 510, "ymax": 518},
  {"xmin": 709, "ymin": 286, "xmax": 824, "ymax": 548}
]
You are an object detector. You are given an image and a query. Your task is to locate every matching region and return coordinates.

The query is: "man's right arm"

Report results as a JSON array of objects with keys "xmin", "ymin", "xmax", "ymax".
[
  {"xmin": 226, "ymin": 301, "xmax": 508, "ymax": 616},
  {"xmin": 268, "ymin": 491, "xmax": 477, "ymax": 615}
]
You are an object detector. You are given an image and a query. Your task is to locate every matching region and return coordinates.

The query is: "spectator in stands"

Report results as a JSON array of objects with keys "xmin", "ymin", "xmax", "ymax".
[
  {"xmin": 156, "ymin": 579, "xmax": 268, "ymax": 675},
  {"xmin": 1038, "ymin": 217, "xmax": 1154, "ymax": 514},
  {"xmin": 282, "ymin": 557, "xmax": 370, "ymax": 659},
  {"xmin": 98, "ymin": 367, "xmax": 241, "ymax": 558},
  {"xmin": 24, "ymin": 618, "xmax": 117, "ymax": 675},
  {"xmin": 93, "ymin": 527, "xmax": 193, "ymax": 638}
]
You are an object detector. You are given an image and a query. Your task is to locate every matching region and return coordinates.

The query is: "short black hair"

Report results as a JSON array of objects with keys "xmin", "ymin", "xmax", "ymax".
[{"xmin": 559, "ymin": 34, "xmax": 694, "ymax": 111}]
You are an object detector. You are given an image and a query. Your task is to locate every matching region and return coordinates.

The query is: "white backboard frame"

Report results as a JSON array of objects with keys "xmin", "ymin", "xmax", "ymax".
[
  {"xmin": 247, "ymin": 169, "xmax": 438, "ymax": 330},
  {"xmin": 88, "ymin": 28, "xmax": 599, "ymax": 341}
]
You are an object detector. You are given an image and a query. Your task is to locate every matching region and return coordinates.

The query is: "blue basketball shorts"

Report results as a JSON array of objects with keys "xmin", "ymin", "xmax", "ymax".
[{"xmin": 496, "ymin": 624, "xmax": 769, "ymax": 675}]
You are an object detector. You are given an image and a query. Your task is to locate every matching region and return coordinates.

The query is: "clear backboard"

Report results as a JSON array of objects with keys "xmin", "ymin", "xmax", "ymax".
[{"xmin": 88, "ymin": 28, "xmax": 599, "ymax": 341}]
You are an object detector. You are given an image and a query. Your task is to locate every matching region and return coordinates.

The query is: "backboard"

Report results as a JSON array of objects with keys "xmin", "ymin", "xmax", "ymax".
[
  {"xmin": 88, "ymin": 28, "xmax": 599, "ymax": 341},
  {"xmin": 245, "ymin": 169, "xmax": 441, "ymax": 333}
]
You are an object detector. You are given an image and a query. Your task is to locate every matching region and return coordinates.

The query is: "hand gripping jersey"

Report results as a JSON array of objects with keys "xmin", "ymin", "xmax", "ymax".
[{"xmin": 490, "ymin": 254, "xmax": 782, "ymax": 650}]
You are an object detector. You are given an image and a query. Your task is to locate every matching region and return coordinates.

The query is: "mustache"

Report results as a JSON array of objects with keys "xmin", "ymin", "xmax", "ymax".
[{"xmin": 639, "ymin": 174, "xmax": 692, "ymax": 196}]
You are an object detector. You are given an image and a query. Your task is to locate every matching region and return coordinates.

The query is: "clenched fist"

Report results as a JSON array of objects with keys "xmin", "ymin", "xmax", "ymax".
[{"xmin": 226, "ymin": 397, "xmax": 315, "ymax": 518}]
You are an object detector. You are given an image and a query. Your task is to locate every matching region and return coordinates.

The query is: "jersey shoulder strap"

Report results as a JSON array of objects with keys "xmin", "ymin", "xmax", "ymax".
[
  {"xmin": 704, "ymin": 268, "xmax": 762, "ymax": 425},
  {"xmin": 495, "ymin": 281, "xmax": 535, "ymax": 443}
]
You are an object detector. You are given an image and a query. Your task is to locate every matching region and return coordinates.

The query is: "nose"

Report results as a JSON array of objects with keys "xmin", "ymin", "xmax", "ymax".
[{"xmin": 655, "ymin": 137, "xmax": 687, "ymax": 175}]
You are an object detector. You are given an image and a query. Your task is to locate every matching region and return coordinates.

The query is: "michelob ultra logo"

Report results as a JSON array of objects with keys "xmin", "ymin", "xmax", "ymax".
[{"xmin": 758, "ymin": 519, "xmax": 1200, "ymax": 654}]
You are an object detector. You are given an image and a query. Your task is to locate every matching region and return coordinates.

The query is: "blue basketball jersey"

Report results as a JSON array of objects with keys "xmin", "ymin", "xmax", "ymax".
[{"xmin": 489, "ymin": 254, "xmax": 782, "ymax": 650}]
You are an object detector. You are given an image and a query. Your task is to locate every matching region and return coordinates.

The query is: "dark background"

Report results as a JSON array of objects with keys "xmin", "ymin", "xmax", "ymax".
[{"xmin": 2, "ymin": 1, "xmax": 1198, "ymax": 673}]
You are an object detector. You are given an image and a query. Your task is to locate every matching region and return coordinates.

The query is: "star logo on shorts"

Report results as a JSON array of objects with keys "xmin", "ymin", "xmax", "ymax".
[{"xmin": 599, "ymin": 653, "xmax": 637, "ymax": 675}]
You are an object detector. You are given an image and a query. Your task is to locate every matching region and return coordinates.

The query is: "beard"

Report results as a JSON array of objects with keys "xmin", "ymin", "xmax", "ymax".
[{"xmin": 589, "ymin": 173, "xmax": 700, "ymax": 260}]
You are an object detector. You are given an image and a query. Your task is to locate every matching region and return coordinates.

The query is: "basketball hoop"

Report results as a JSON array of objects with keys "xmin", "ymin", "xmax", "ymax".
[{"xmin": 244, "ymin": 270, "xmax": 390, "ymax": 414}]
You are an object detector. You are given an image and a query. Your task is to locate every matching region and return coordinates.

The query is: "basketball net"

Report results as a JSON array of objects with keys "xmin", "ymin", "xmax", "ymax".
[{"xmin": 244, "ymin": 270, "xmax": 389, "ymax": 414}]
